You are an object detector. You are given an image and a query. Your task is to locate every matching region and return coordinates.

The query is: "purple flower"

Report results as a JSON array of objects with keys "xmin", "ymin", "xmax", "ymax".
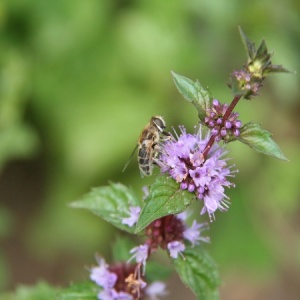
[
  {"xmin": 183, "ymin": 220, "xmax": 210, "ymax": 246},
  {"xmin": 90, "ymin": 257, "xmax": 117, "ymax": 289},
  {"xmin": 129, "ymin": 244, "xmax": 149, "ymax": 272},
  {"xmin": 145, "ymin": 282, "xmax": 168, "ymax": 300},
  {"xmin": 122, "ymin": 206, "xmax": 141, "ymax": 227},
  {"xmin": 159, "ymin": 126, "xmax": 237, "ymax": 221},
  {"xmin": 98, "ymin": 289, "xmax": 133, "ymax": 300},
  {"xmin": 90, "ymin": 257, "xmax": 135, "ymax": 300},
  {"xmin": 167, "ymin": 241, "xmax": 185, "ymax": 259},
  {"xmin": 204, "ymin": 99, "xmax": 242, "ymax": 140}
]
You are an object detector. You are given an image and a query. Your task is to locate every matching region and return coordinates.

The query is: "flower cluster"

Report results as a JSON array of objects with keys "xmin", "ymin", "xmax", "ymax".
[
  {"xmin": 231, "ymin": 69, "xmax": 261, "ymax": 99},
  {"xmin": 89, "ymin": 206, "xmax": 209, "ymax": 300},
  {"xmin": 204, "ymin": 99, "xmax": 242, "ymax": 141},
  {"xmin": 122, "ymin": 205, "xmax": 208, "ymax": 266},
  {"xmin": 159, "ymin": 126, "xmax": 237, "ymax": 221},
  {"xmin": 90, "ymin": 256, "xmax": 167, "ymax": 300},
  {"xmin": 124, "ymin": 207, "xmax": 209, "ymax": 264}
]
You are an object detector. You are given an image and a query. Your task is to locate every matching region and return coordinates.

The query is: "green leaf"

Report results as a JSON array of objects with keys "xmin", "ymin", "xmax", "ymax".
[
  {"xmin": 70, "ymin": 182, "xmax": 142, "ymax": 233},
  {"xmin": 237, "ymin": 122, "xmax": 288, "ymax": 161},
  {"xmin": 255, "ymin": 39, "xmax": 270, "ymax": 67},
  {"xmin": 146, "ymin": 261, "xmax": 172, "ymax": 282},
  {"xmin": 135, "ymin": 174, "xmax": 195, "ymax": 233},
  {"xmin": 0, "ymin": 282, "xmax": 59, "ymax": 300},
  {"xmin": 171, "ymin": 71, "xmax": 212, "ymax": 121},
  {"xmin": 173, "ymin": 245, "xmax": 220, "ymax": 300},
  {"xmin": 263, "ymin": 64, "xmax": 292, "ymax": 75},
  {"xmin": 238, "ymin": 26, "xmax": 256, "ymax": 61},
  {"xmin": 57, "ymin": 282, "xmax": 98, "ymax": 300}
]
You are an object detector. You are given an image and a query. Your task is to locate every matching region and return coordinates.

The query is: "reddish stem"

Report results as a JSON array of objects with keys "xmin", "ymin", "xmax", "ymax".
[{"xmin": 202, "ymin": 95, "xmax": 241, "ymax": 158}]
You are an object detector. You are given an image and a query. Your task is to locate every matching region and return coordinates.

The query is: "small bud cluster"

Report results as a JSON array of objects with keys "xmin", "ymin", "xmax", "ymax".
[
  {"xmin": 125, "ymin": 205, "xmax": 209, "ymax": 262},
  {"xmin": 145, "ymin": 215, "xmax": 185, "ymax": 253},
  {"xmin": 232, "ymin": 69, "xmax": 261, "ymax": 98},
  {"xmin": 204, "ymin": 99, "xmax": 242, "ymax": 141}
]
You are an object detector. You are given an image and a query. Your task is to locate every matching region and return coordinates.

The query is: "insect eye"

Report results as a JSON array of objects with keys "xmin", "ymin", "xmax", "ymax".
[{"xmin": 153, "ymin": 117, "xmax": 166, "ymax": 132}]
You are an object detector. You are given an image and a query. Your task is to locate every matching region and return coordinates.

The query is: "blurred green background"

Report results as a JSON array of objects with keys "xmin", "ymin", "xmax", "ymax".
[{"xmin": 0, "ymin": 0, "xmax": 299, "ymax": 299}]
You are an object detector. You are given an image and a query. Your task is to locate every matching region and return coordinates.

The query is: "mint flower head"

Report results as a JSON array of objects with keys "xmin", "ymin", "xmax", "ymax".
[
  {"xmin": 90, "ymin": 256, "xmax": 167, "ymax": 300},
  {"xmin": 204, "ymin": 99, "xmax": 242, "ymax": 141},
  {"xmin": 159, "ymin": 126, "xmax": 237, "ymax": 221}
]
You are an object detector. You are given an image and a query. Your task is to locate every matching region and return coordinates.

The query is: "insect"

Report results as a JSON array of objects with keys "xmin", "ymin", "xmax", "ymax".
[{"xmin": 123, "ymin": 116, "xmax": 170, "ymax": 176}]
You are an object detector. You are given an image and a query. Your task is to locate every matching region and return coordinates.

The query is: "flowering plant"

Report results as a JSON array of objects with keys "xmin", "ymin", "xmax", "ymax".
[{"xmin": 59, "ymin": 28, "xmax": 288, "ymax": 300}]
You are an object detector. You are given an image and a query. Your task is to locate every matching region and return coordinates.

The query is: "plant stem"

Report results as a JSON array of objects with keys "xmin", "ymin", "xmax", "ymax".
[{"xmin": 203, "ymin": 95, "xmax": 242, "ymax": 158}]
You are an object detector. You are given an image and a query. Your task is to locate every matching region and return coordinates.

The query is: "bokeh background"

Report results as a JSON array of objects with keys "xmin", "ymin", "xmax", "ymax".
[{"xmin": 0, "ymin": 0, "xmax": 299, "ymax": 299}]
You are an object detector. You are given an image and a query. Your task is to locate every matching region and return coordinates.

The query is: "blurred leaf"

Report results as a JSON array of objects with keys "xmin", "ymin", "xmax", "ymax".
[
  {"xmin": 57, "ymin": 282, "xmax": 97, "ymax": 300},
  {"xmin": 237, "ymin": 122, "xmax": 288, "ymax": 161},
  {"xmin": 146, "ymin": 261, "xmax": 172, "ymax": 282},
  {"xmin": 173, "ymin": 245, "xmax": 220, "ymax": 300},
  {"xmin": 112, "ymin": 237, "xmax": 136, "ymax": 262},
  {"xmin": 0, "ymin": 123, "xmax": 38, "ymax": 169},
  {"xmin": 0, "ymin": 206, "xmax": 13, "ymax": 238},
  {"xmin": 135, "ymin": 174, "xmax": 195, "ymax": 233},
  {"xmin": 0, "ymin": 251, "xmax": 8, "ymax": 291},
  {"xmin": 70, "ymin": 182, "xmax": 143, "ymax": 234},
  {"xmin": 0, "ymin": 282, "xmax": 58, "ymax": 300},
  {"xmin": 171, "ymin": 71, "xmax": 212, "ymax": 121}
]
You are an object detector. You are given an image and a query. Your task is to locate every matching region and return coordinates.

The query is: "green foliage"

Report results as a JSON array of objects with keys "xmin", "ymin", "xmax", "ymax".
[
  {"xmin": 70, "ymin": 182, "xmax": 143, "ymax": 234},
  {"xmin": 135, "ymin": 174, "xmax": 195, "ymax": 233},
  {"xmin": 57, "ymin": 282, "xmax": 98, "ymax": 300},
  {"xmin": 237, "ymin": 122, "xmax": 288, "ymax": 161},
  {"xmin": 0, "ymin": 49, "xmax": 39, "ymax": 170},
  {"xmin": 239, "ymin": 27, "xmax": 290, "ymax": 77},
  {"xmin": 146, "ymin": 261, "xmax": 172, "ymax": 282},
  {"xmin": 0, "ymin": 123, "xmax": 38, "ymax": 168},
  {"xmin": 0, "ymin": 282, "xmax": 58, "ymax": 300},
  {"xmin": 173, "ymin": 245, "xmax": 220, "ymax": 300},
  {"xmin": 171, "ymin": 71, "xmax": 212, "ymax": 122}
]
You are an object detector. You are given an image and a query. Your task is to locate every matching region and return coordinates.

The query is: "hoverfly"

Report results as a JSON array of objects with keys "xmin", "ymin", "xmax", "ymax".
[{"xmin": 123, "ymin": 116, "xmax": 170, "ymax": 176}]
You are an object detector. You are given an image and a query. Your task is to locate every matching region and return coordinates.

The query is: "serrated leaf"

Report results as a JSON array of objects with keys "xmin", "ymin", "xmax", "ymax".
[
  {"xmin": 70, "ymin": 182, "xmax": 142, "ymax": 233},
  {"xmin": 135, "ymin": 174, "xmax": 195, "ymax": 233},
  {"xmin": 57, "ymin": 282, "xmax": 98, "ymax": 300},
  {"xmin": 171, "ymin": 71, "xmax": 212, "ymax": 121},
  {"xmin": 173, "ymin": 245, "xmax": 220, "ymax": 300},
  {"xmin": 237, "ymin": 123, "xmax": 288, "ymax": 161}
]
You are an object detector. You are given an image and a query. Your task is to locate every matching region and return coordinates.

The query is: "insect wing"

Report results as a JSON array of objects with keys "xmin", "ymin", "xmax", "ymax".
[{"xmin": 122, "ymin": 144, "xmax": 138, "ymax": 173}]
